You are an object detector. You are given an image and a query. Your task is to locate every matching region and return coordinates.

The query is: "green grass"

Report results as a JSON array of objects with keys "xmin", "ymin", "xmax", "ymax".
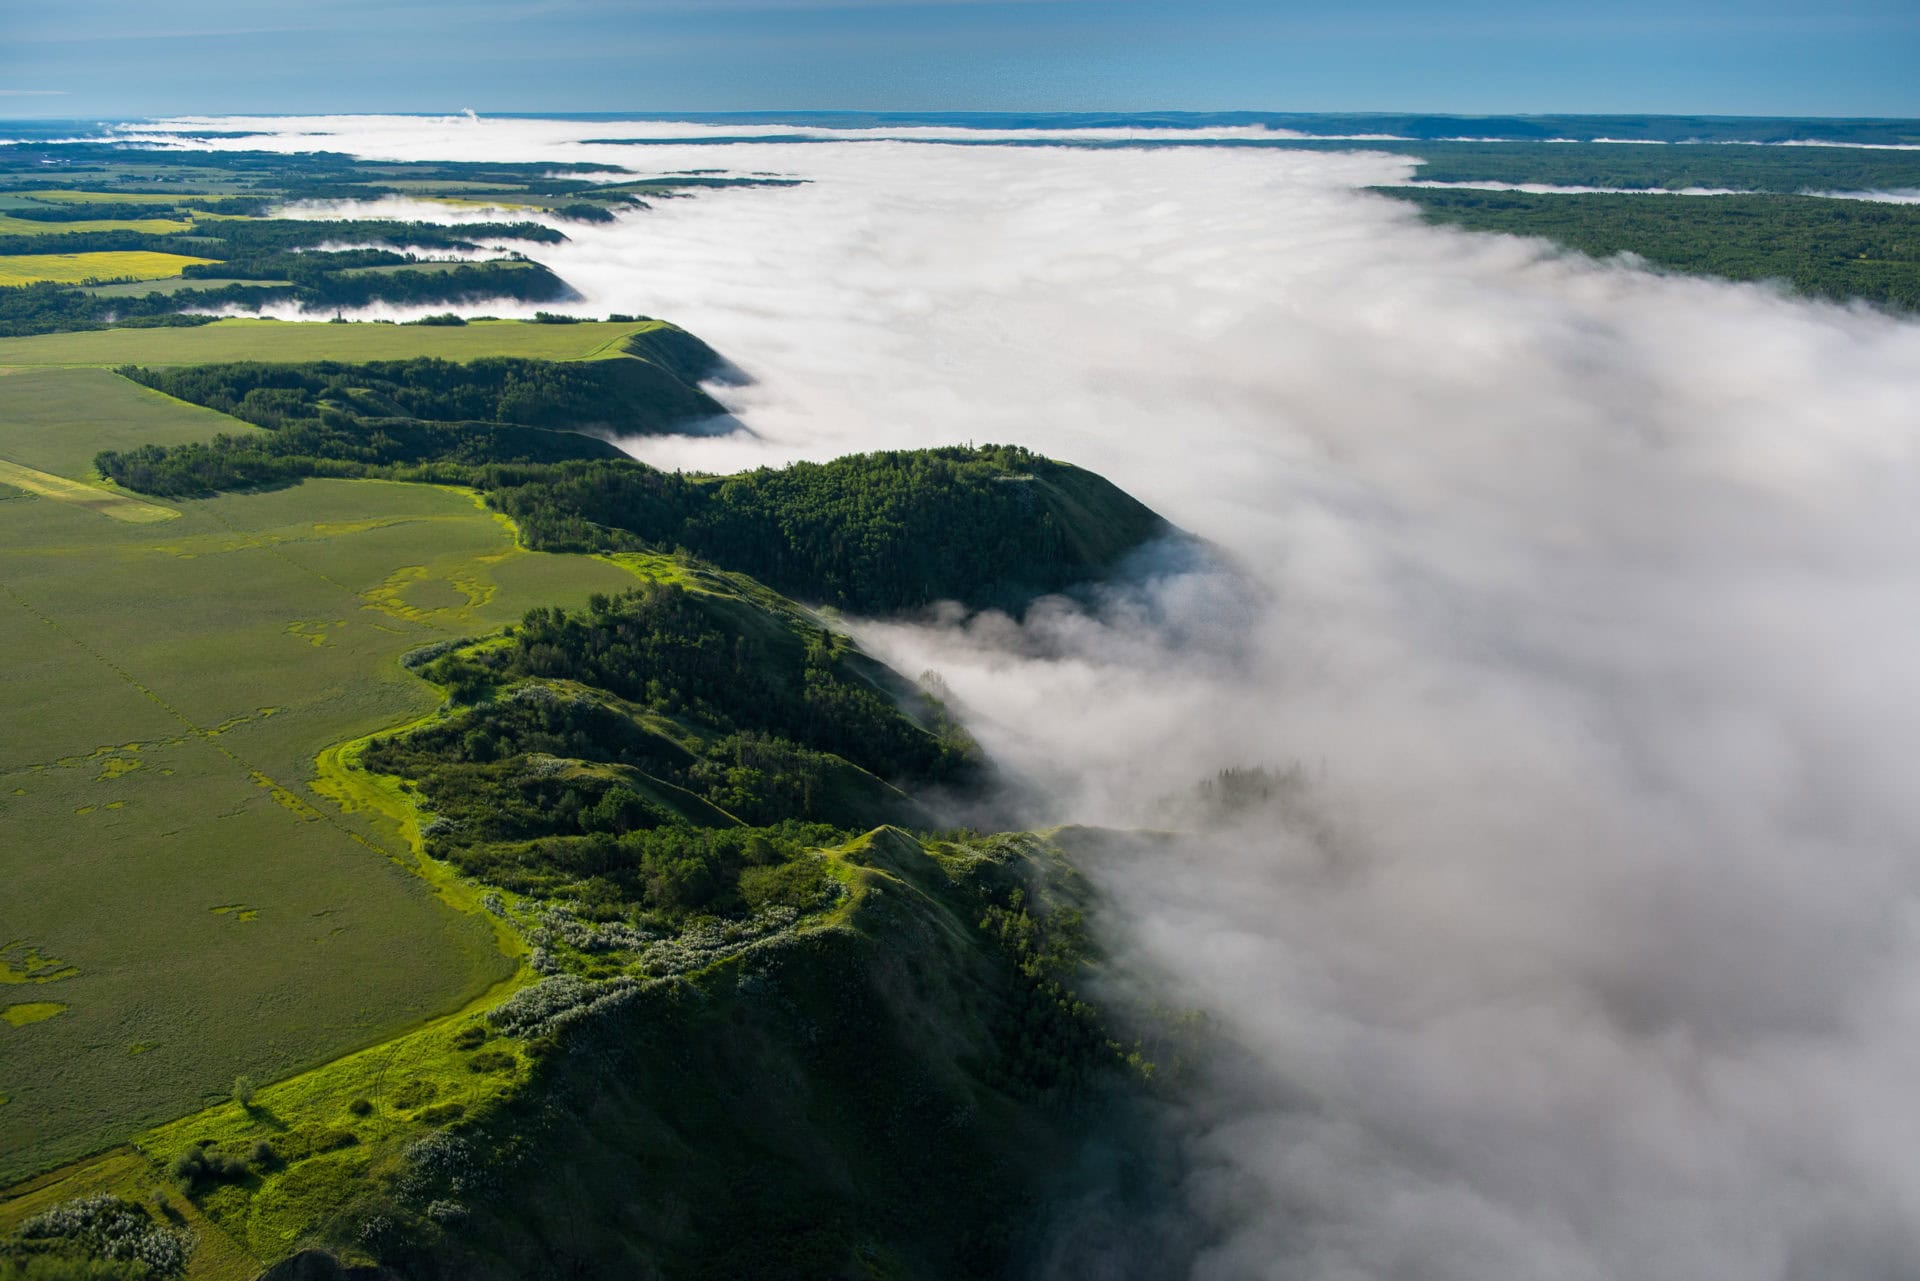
[
  {"xmin": 0, "ymin": 318, "xmax": 662, "ymax": 369},
  {"xmin": 0, "ymin": 467, "xmax": 637, "ymax": 1184},
  {"xmin": 0, "ymin": 253, "xmax": 216, "ymax": 287},
  {"xmin": 0, "ymin": 369, "xmax": 256, "ymax": 480}
]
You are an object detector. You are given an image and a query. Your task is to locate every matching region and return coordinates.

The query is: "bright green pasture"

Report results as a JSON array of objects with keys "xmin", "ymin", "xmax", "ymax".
[
  {"xmin": 0, "ymin": 318, "xmax": 657, "ymax": 368},
  {"xmin": 0, "ymin": 472, "xmax": 636, "ymax": 1183},
  {"xmin": 0, "ymin": 368, "xmax": 257, "ymax": 480}
]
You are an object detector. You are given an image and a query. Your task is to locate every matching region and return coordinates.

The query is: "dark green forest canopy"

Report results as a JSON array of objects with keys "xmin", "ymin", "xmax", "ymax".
[
  {"xmin": 1384, "ymin": 187, "xmax": 1920, "ymax": 312},
  {"xmin": 367, "ymin": 578, "xmax": 973, "ymax": 910},
  {"xmin": 342, "ymin": 576, "xmax": 1142, "ymax": 1277},
  {"xmin": 1367, "ymin": 140, "xmax": 1920, "ymax": 193}
]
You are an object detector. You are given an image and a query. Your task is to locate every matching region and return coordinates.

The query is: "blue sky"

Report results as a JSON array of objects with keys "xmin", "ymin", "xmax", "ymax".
[{"xmin": 3, "ymin": 0, "xmax": 1916, "ymax": 119}]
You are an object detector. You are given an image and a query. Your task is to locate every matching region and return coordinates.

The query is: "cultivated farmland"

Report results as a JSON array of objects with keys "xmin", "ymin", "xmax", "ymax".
[
  {"xmin": 0, "ymin": 317, "xmax": 662, "ymax": 367},
  {"xmin": 0, "ymin": 403, "xmax": 637, "ymax": 1180},
  {"xmin": 0, "ymin": 252, "xmax": 218, "ymax": 287},
  {"xmin": 0, "ymin": 216, "xmax": 194, "ymax": 237}
]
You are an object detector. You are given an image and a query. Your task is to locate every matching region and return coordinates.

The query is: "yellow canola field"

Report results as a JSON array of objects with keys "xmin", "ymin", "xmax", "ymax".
[
  {"xmin": 0, "ymin": 251, "xmax": 216, "ymax": 286},
  {"xmin": 0, "ymin": 215, "xmax": 193, "ymax": 236}
]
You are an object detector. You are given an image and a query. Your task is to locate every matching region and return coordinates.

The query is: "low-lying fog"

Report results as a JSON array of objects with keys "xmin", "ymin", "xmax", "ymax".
[{"xmin": 145, "ymin": 116, "xmax": 1920, "ymax": 1280}]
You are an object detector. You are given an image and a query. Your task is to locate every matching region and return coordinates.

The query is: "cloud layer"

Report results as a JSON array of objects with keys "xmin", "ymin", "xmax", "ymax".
[{"xmin": 154, "ymin": 116, "xmax": 1920, "ymax": 1280}]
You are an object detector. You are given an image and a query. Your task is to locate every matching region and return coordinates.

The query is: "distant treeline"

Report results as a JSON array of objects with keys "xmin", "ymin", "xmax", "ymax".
[
  {"xmin": 1377, "ymin": 140, "xmax": 1920, "ymax": 194},
  {"xmin": 0, "ymin": 196, "xmax": 266, "ymax": 220},
  {"xmin": 0, "ymin": 217, "xmax": 565, "ymax": 258},
  {"xmin": 1385, "ymin": 188, "xmax": 1920, "ymax": 312},
  {"xmin": 122, "ymin": 348, "xmax": 721, "ymax": 436},
  {"xmin": 0, "ymin": 143, "xmax": 627, "ymax": 188}
]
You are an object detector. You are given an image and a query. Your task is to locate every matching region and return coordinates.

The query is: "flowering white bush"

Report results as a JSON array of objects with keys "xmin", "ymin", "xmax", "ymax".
[{"xmin": 17, "ymin": 1194, "xmax": 193, "ymax": 1277}]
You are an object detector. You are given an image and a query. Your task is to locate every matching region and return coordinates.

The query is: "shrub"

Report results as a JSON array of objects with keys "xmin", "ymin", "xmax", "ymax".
[
  {"xmin": 347, "ymin": 1097, "xmax": 373, "ymax": 1117},
  {"xmin": 230, "ymin": 1075, "xmax": 255, "ymax": 1109},
  {"xmin": 15, "ymin": 1194, "xmax": 192, "ymax": 1278},
  {"xmin": 170, "ymin": 1143, "xmax": 248, "ymax": 1189}
]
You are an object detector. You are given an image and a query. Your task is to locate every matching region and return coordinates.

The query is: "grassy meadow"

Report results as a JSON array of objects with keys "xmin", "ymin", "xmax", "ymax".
[
  {"xmin": 0, "ymin": 318, "xmax": 660, "ymax": 368},
  {"xmin": 0, "ymin": 376, "xmax": 640, "ymax": 1181},
  {"xmin": 0, "ymin": 368, "xmax": 256, "ymax": 479}
]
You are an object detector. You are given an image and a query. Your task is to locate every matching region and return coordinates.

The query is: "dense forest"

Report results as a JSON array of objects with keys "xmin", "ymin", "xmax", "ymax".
[
  {"xmin": 1378, "ymin": 140, "xmax": 1920, "ymax": 193},
  {"xmin": 123, "ymin": 345, "xmax": 725, "ymax": 436},
  {"xmin": 363, "ymin": 579, "xmax": 973, "ymax": 912},
  {"xmin": 331, "ymin": 574, "xmax": 1147, "ymax": 1278},
  {"xmin": 1385, "ymin": 188, "xmax": 1920, "ymax": 311}
]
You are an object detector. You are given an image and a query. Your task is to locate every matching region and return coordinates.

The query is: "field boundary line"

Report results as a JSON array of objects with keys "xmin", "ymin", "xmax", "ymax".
[{"xmin": 0, "ymin": 457, "xmax": 178, "ymax": 523}]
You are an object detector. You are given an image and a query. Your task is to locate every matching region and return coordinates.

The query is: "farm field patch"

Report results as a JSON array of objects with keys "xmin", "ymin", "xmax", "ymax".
[
  {"xmin": 0, "ymin": 317, "xmax": 659, "ymax": 367},
  {"xmin": 0, "ymin": 216, "xmax": 193, "ymax": 236},
  {"xmin": 0, "ymin": 252, "xmax": 216, "ymax": 287},
  {"xmin": 0, "ymin": 459, "xmax": 177, "ymax": 522},
  {"xmin": 0, "ymin": 367, "xmax": 260, "ymax": 479},
  {"xmin": 0, "ymin": 474, "xmax": 637, "ymax": 1183}
]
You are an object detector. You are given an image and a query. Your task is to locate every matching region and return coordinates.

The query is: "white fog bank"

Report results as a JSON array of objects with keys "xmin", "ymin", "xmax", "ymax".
[{"xmin": 147, "ymin": 116, "xmax": 1920, "ymax": 1281}]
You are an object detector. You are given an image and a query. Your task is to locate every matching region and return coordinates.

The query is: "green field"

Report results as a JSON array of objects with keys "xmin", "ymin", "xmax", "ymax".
[
  {"xmin": 0, "ymin": 368, "xmax": 256, "ymax": 479},
  {"xmin": 0, "ymin": 252, "xmax": 217, "ymax": 287},
  {"xmin": 0, "ymin": 318, "xmax": 658, "ymax": 368},
  {"xmin": 0, "ymin": 375, "xmax": 639, "ymax": 1180}
]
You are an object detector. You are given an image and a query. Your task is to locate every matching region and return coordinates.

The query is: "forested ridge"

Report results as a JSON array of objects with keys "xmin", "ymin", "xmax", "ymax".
[
  {"xmin": 324, "ymin": 572, "xmax": 1154, "ymax": 1279},
  {"xmin": 1387, "ymin": 188, "xmax": 1920, "ymax": 311},
  {"xmin": 365, "ymin": 578, "xmax": 974, "ymax": 913}
]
